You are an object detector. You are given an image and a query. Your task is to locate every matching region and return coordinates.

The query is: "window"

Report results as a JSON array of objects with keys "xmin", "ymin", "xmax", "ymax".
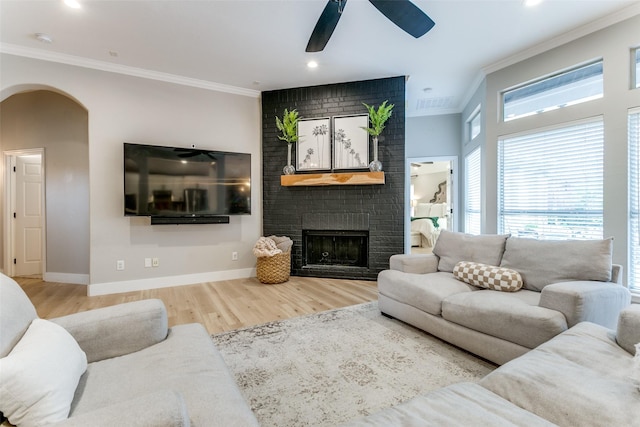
[
  {"xmin": 633, "ymin": 47, "xmax": 640, "ymax": 89},
  {"xmin": 465, "ymin": 147, "xmax": 481, "ymax": 235},
  {"xmin": 503, "ymin": 61, "xmax": 603, "ymax": 122},
  {"xmin": 629, "ymin": 108, "xmax": 640, "ymax": 293},
  {"xmin": 498, "ymin": 118, "xmax": 604, "ymax": 240},
  {"xmin": 468, "ymin": 108, "xmax": 481, "ymax": 141}
]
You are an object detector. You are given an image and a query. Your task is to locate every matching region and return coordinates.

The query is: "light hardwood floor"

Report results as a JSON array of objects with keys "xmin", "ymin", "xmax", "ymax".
[{"xmin": 16, "ymin": 276, "xmax": 378, "ymax": 334}]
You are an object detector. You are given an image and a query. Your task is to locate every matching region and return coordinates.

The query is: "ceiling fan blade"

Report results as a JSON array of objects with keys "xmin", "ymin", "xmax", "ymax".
[
  {"xmin": 368, "ymin": 0, "xmax": 435, "ymax": 38},
  {"xmin": 306, "ymin": 0, "xmax": 348, "ymax": 53}
]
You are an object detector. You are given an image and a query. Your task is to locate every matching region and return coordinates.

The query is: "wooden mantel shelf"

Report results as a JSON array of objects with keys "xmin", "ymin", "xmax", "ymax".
[{"xmin": 281, "ymin": 171, "xmax": 385, "ymax": 187}]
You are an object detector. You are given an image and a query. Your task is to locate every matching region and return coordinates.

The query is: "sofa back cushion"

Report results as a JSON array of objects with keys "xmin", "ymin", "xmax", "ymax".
[
  {"xmin": 433, "ymin": 231, "xmax": 510, "ymax": 273},
  {"xmin": 0, "ymin": 274, "xmax": 38, "ymax": 358},
  {"xmin": 500, "ymin": 237, "xmax": 613, "ymax": 292}
]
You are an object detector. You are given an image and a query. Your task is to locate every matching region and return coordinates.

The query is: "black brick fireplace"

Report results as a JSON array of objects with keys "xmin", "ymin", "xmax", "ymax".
[
  {"xmin": 261, "ymin": 77, "xmax": 405, "ymax": 280},
  {"xmin": 302, "ymin": 213, "xmax": 370, "ymax": 270}
]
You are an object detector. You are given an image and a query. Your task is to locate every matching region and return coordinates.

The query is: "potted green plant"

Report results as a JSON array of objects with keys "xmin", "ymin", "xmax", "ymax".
[
  {"xmin": 275, "ymin": 108, "xmax": 299, "ymax": 175},
  {"xmin": 361, "ymin": 100, "xmax": 394, "ymax": 171}
]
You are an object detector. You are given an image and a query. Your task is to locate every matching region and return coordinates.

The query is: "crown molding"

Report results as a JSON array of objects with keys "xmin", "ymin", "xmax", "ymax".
[
  {"xmin": 482, "ymin": 3, "xmax": 640, "ymax": 77},
  {"xmin": 0, "ymin": 43, "xmax": 261, "ymax": 98},
  {"xmin": 457, "ymin": 71, "xmax": 487, "ymax": 115}
]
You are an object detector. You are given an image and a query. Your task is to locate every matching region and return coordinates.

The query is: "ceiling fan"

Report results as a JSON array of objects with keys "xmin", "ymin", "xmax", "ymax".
[{"xmin": 306, "ymin": 0, "xmax": 435, "ymax": 53}]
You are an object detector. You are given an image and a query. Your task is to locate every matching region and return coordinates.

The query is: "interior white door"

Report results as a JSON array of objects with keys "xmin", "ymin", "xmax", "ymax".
[{"xmin": 14, "ymin": 154, "xmax": 43, "ymax": 276}]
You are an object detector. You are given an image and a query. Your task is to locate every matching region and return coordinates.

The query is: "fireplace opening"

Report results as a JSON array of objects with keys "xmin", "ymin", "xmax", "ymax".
[{"xmin": 303, "ymin": 230, "xmax": 369, "ymax": 268}]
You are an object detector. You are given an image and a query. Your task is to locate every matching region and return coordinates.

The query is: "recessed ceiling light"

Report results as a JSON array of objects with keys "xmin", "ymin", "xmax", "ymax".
[
  {"xmin": 64, "ymin": 0, "xmax": 81, "ymax": 9},
  {"xmin": 35, "ymin": 33, "xmax": 53, "ymax": 43},
  {"xmin": 307, "ymin": 60, "xmax": 318, "ymax": 69},
  {"xmin": 523, "ymin": 0, "xmax": 543, "ymax": 7}
]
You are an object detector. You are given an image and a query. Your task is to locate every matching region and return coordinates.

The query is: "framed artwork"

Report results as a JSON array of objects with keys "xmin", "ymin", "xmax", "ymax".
[
  {"xmin": 332, "ymin": 114, "xmax": 369, "ymax": 170},
  {"xmin": 297, "ymin": 117, "xmax": 331, "ymax": 171}
]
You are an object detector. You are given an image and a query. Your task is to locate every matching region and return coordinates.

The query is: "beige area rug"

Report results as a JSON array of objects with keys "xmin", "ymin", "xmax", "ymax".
[{"xmin": 211, "ymin": 301, "xmax": 495, "ymax": 426}]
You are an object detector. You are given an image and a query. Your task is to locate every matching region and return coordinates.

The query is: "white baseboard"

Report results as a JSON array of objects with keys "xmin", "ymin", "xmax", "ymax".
[
  {"xmin": 43, "ymin": 272, "xmax": 89, "ymax": 285},
  {"xmin": 87, "ymin": 268, "xmax": 257, "ymax": 296}
]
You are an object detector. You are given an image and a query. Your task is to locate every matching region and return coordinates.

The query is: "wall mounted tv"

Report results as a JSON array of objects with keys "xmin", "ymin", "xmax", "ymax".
[{"xmin": 124, "ymin": 143, "xmax": 251, "ymax": 224}]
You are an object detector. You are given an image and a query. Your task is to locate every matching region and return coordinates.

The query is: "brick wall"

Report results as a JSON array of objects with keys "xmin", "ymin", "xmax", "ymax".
[{"xmin": 261, "ymin": 76, "xmax": 405, "ymax": 280}]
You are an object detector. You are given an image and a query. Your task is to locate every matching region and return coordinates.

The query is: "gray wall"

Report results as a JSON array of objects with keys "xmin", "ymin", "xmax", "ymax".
[
  {"xmin": 0, "ymin": 91, "xmax": 90, "ymax": 275},
  {"xmin": 1, "ymin": 54, "xmax": 262, "ymax": 292},
  {"xmin": 406, "ymin": 114, "xmax": 461, "ymax": 159}
]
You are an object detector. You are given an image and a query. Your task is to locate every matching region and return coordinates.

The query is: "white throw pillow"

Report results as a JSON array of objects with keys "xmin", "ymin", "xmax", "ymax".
[
  {"xmin": 0, "ymin": 318, "xmax": 88, "ymax": 427},
  {"xmin": 429, "ymin": 203, "xmax": 446, "ymax": 218}
]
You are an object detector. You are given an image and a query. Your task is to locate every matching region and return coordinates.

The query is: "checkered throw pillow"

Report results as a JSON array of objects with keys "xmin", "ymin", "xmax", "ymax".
[{"xmin": 453, "ymin": 261, "xmax": 523, "ymax": 292}]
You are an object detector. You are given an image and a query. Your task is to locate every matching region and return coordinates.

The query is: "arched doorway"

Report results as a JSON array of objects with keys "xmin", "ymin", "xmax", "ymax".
[{"xmin": 1, "ymin": 89, "xmax": 89, "ymax": 283}]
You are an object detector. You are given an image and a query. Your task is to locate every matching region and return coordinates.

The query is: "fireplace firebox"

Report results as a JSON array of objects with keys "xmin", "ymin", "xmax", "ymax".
[{"xmin": 303, "ymin": 230, "xmax": 369, "ymax": 268}]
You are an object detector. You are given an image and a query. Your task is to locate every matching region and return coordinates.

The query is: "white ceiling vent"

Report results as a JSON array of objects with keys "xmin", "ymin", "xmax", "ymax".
[{"xmin": 415, "ymin": 96, "xmax": 456, "ymax": 111}]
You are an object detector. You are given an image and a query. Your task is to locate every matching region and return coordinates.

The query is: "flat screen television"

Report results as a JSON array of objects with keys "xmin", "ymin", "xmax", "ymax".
[{"xmin": 124, "ymin": 143, "xmax": 251, "ymax": 221}]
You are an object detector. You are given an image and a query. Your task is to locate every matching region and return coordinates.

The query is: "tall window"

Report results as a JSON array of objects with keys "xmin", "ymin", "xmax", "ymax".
[
  {"xmin": 634, "ymin": 47, "xmax": 640, "ymax": 89},
  {"xmin": 465, "ymin": 147, "xmax": 481, "ymax": 234},
  {"xmin": 629, "ymin": 108, "xmax": 640, "ymax": 292},
  {"xmin": 468, "ymin": 108, "xmax": 481, "ymax": 141},
  {"xmin": 498, "ymin": 118, "xmax": 604, "ymax": 240},
  {"xmin": 503, "ymin": 61, "xmax": 603, "ymax": 122}
]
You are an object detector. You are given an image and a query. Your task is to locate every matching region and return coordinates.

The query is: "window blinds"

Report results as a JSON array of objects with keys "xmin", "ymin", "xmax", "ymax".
[
  {"xmin": 629, "ymin": 109, "xmax": 640, "ymax": 292},
  {"xmin": 498, "ymin": 118, "xmax": 604, "ymax": 240},
  {"xmin": 465, "ymin": 147, "xmax": 481, "ymax": 235}
]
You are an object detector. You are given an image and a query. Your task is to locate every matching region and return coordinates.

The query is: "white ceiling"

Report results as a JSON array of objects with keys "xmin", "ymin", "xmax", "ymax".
[{"xmin": 1, "ymin": 0, "xmax": 639, "ymax": 117}]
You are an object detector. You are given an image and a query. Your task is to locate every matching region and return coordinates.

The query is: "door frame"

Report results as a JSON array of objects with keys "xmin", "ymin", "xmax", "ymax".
[
  {"xmin": 405, "ymin": 156, "xmax": 458, "ymax": 254},
  {"xmin": 3, "ymin": 148, "xmax": 46, "ymax": 277}
]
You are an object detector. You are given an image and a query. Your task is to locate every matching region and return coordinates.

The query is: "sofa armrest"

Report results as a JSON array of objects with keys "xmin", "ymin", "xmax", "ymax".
[
  {"xmin": 51, "ymin": 299, "xmax": 168, "ymax": 363},
  {"xmin": 539, "ymin": 281, "xmax": 631, "ymax": 329},
  {"xmin": 611, "ymin": 264, "xmax": 623, "ymax": 285},
  {"xmin": 389, "ymin": 254, "xmax": 439, "ymax": 274},
  {"xmin": 53, "ymin": 390, "xmax": 189, "ymax": 427},
  {"xmin": 616, "ymin": 304, "xmax": 640, "ymax": 355}
]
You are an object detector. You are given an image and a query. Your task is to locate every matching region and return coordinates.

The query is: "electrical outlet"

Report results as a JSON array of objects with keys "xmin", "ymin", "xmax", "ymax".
[
  {"xmin": 152, "ymin": 257, "xmax": 159, "ymax": 267},
  {"xmin": 232, "ymin": 252, "xmax": 238, "ymax": 261},
  {"xmin": 116, "ymin": 260, "xmax": 125, "ymax": 271},
  {"xmin": 144, "ymin": 258, "xmax": 152, "ymax": 268}
]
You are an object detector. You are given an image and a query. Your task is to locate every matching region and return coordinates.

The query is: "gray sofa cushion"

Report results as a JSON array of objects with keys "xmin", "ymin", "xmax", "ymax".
[
  {"xmin": 616, "ymin": 304, "xmax": 640, "ymax": 355},
  {"xmin": 442, "ymin": 290, "xmax": 567, "ymax": 349},
  {"xmin": 480, "ymin": 322, "xmax": 639, "ymax": 426},
  {"xmin": 378, "ymin": 270, "xmax": 476, "ymax": 316},
  {"xmin": 339, "ymin": 382, "xmax": 555, "ymax": 427},
  {"xmin": 500, "ymin": 237, "xmax": 613, "ymax": 291},
  {"xmin": 71, "ymin": 323, "xmax": 259, "ymax": 427},
  {"xmin": 432, "ymin": 231, "xmax": 509, "ymax": 273},
  {"xmin": 57, "ymin": 390, "xmax": 189, "ymax": 427}
]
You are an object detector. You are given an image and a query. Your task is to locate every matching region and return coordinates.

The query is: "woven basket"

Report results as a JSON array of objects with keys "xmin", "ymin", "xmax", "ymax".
[{"xmin": 256, "ymin": 251, "xmax": 291, "ymax": 284}]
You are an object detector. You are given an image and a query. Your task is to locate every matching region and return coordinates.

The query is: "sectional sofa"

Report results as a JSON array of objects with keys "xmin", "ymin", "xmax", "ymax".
[
  {"xmin": 342, "ymin": 304, "xmax": 640, "ymax": 426},
  {"xmin": 0, "ymin": 273, "xmax": 258, "ymax": 426},
  {"xmin": 378, "ymin": 231, "xmax": 631, "ymax": 364}
]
